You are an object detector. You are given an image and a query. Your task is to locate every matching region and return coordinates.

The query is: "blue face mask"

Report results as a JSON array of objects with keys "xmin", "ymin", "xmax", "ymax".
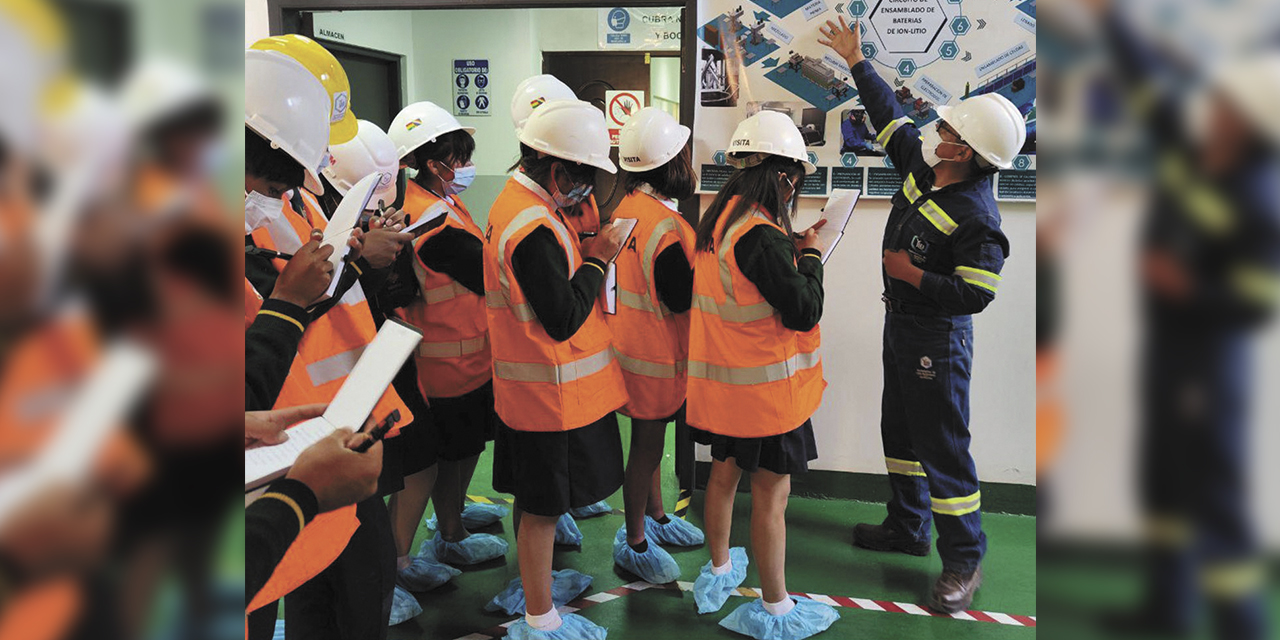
[
  {"xmin": 449, "ymin": 164, "xmax": 476, "ymax": 194},
  {"xmin": 553, "ymin": 180, "xmax": 592, "ymax": 209}
]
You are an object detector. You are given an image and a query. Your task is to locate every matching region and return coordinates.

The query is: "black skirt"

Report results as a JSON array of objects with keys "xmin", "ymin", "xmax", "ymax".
[
  {"xmin": 428, "ymin": 380, "xmax": 498, "ymax": 462},
  {"xmin": 691, "ymin": 419, "xmax": 818, "ymax": 476},
  {"xmin": 492, "ymin": 412, "xmax": 624, "ymax": 517},
  {"xmin": 377, "ymin": 361, "xmax": 439, "ymax": 496}
]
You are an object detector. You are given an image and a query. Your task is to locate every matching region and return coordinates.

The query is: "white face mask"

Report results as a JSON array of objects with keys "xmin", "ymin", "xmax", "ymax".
[
  {"xmin": 244, "ymin": 190, "xmax": 284, "ymax": 234},
  {"xmin": 449, "ymin": 164, "xmax": 477, "ymax": 194},
  {"xmin": 920, "ymin": 127, "xmax": 948, "ymax": 167}
]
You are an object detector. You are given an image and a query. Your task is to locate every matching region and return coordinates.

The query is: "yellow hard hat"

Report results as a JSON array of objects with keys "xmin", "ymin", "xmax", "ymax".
[{"xmin": 249, "ymin": 34, "xmax": 357, "ymax": 145}]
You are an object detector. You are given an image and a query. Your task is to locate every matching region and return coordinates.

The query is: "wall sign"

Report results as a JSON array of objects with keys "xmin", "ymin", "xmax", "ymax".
[
  {"xmin": 599, "ymin": 7, "xmax": 682, "ymax": 50},
  {"xmin": 452, "ymin": 59, "xmax": 491, "ymax": 117},
  {"xmin": 605, "ymin": 90, "xmax": 645, "ymax": 147}
]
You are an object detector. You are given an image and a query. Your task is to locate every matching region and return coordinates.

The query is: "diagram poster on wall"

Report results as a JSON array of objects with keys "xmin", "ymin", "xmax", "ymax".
[{"xmin": 694, "ymin": 0, "xmax": 1037, "ymax": 201}]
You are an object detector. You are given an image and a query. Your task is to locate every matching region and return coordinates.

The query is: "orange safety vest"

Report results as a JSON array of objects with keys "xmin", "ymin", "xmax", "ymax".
[
  {"xmin": 0, "ymin": 311, "xmax": 150, "ymax": 497},
  {"xmin": 1036, "ymin": 348, "xmax": 1063, "ymax": 473},
  {"xmin": 244, "ymin": 190, "xmax": 409, "ymax": 611},
  {"xmin": 245, "ymin": 278, "xmax": 264, "ymax": 329},
  {"xmin": 686, "ymin": 198, "xmax": 826, "ymax": 437},
  {"xmin": 0, "ymin": 578, "xmax": 81, "ymax": 640},
  {"xmin": 482, "ymin": 174, "xmax": 628, "ymax": 432},
  {"xmin": 246, "ymin": 191, "xmax": 410, "ymax": 424},
  {"xmin": 395, "ymin": 182, "xmax": 492, "ymax": 399},
  {"xmin": 605, "ymin": 187, "xmax": 695, "ymax": 420}
]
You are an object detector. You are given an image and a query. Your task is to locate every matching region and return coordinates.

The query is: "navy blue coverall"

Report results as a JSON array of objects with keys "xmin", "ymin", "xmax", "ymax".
[{"xmin": 849, "ymin": 59, "xmax": 1011, "ymax": 574}]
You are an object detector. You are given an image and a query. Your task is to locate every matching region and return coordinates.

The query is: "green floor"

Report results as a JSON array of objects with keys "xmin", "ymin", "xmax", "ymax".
[{"xmin": 387, "ymin": 417, "xmax": 1038, "ymax": 640}]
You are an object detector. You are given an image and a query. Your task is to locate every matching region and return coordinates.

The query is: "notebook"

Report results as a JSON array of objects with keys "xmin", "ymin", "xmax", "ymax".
[{"xmin": 244, "ymin": 319, "xmax": 423, "ymax": 494}]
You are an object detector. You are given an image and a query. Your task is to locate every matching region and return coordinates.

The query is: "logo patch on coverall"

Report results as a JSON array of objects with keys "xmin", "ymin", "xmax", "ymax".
[
  {"xmin": 909, "ymin": 235, "xmax": 929, "ymax": 264},
  {"xmin": 917, "ymin": 355, "xmax": 935, "ymax": 380}
]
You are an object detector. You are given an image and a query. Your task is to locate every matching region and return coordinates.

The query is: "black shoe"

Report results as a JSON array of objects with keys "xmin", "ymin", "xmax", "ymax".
[
  {"xmin": 852, "ymin": 522, "xmax": 930, "ymax": 556},
  {"xmin": 929, "ymin": 566, "xmax": 982, "ymax": 614}
]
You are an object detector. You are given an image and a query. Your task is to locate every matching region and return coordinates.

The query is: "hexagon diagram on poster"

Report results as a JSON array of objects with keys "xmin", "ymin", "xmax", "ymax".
[{"xmin": 694, "ymin": 0, "xmax": 1036, "ymax": 200}]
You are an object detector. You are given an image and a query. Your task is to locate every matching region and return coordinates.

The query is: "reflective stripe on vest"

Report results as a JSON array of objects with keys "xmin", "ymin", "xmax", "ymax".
[
  {"xmin": 694, "ymin": 211, "xmax": 780, "ymax": 324},
  {"xmin": 688, "ymin": 349, "xmax": 821, "ymax": 386},
  {"xmin": 614, "ymin": 348, "xmax": 686, "ymax": 380},
  {"xmin": 494, "ymin": 347, "xmax": 615, "ymax": 384},
  {"xmin": 485, "ymin": 290, "xmax": 537, "ymax": 322},
  {"xmin": 418, "ymin": 335, "xmax": 489, "ymax": 358},
  {"xmin": 423, "ymin": 280, "xmax": 472, "ymax": 304},
  {"xmin": 306, "ymin": 345, "xmax": 365, "ymax": 387},
  {"xmin": 495, "ymin": 205, "xmax": 577, "ymax": 300}
]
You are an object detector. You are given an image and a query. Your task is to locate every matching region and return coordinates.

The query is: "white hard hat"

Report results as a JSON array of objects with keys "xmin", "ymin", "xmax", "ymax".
[
  {"xmin": 119, "ymin": 58, "xmax": 215, "ymax": 132},
  {"xmin": 727, "ymin": 110, "xmax": 815, "ymax": 174},
  {"xmin": 936, "ymin": 93, "xmax": 1027, "ymax": 170},
  {"xmin": 519, "ymin": 99, "xmax": 617, "ymax": 174},
  {"xmin": 619, "ymin": 107, "xmax": 690, "ymax": 172},
  {"xmin": 388, "ymin": 101, "xmax": 475, "ymax": 161},
  {"xmin": 245, "ymin": 49, "xmax": 330, "ymax": 195},
  {"xmin": 323, "ymin": 119, "xmax": 398, "ymax": 202},
  {"xmin": 510, "ymin": 74, "xmax": 577, "ymax": 134},
  {"xmin": 1210, "ymin": 53, "xmax": 1280, "ymax": 147}
]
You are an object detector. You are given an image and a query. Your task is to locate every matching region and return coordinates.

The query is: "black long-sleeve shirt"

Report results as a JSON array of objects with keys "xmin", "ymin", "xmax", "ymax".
[
  {"xmin": 654, "ymin": 244, "xmax": 693, "ymax": 313},
  {"xmin": 246, "ymin": 478, "xmax": 318, "ymax": 605},
  {"xmin": 418, "ymin": 227, "xmax": 486, "ymax": 295},
  {"xmin": 245, "ymin": 298, "xmax": 311, "ymax": 411},
  {"xmin": 734, "ymin": 226, "xmax": 825, "ymax": 331},
  {"xmin": 510, "ymin": 227, "xmax": 608, "ymax": 342}
]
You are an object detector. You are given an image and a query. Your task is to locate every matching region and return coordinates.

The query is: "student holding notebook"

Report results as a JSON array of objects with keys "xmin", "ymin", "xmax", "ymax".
[{"xmin": 482, "ymin": 100, "xmax": 630, "ymax": 640}]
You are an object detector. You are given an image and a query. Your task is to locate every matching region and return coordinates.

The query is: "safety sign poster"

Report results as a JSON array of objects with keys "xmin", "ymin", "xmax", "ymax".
[
  {"xmin": 599, "ymin": 7, "xmax": 682, "ymax": 50},
  {"xmin": 605, "ymin": 90, "xmax": 646, "ymax": 147},
  {"xmin": 694, "ymin": 0, "xmax": 1036, "ymax": 200},
  {"xmin": 452, "ymin": 59, "xmax": 491, "ymax": 117}
]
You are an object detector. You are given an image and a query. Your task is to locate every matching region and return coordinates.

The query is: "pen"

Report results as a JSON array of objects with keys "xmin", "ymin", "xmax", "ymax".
[
  {"xmin": 245, "ymin": 246, "xmax": 294, "ymax": 261},
  {"xmin": 352, "ymin": 409, "xmax": 399, "ymax": 453}
]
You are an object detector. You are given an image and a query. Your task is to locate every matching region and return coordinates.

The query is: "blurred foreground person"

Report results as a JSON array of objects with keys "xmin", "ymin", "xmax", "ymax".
[{"xmin": 1088, "ymin": 3, "xmax": 1280, "ymax": 638}]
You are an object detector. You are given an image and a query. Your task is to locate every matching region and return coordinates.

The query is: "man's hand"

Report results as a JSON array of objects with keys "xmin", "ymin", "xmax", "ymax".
[
  {"xmin": 883, "ymin": 249, "xmax": 924, "ymax": 288},
  {"xmin": 0, "ymin": 483, "xmax": 112, "ymax": 580},
  {"xmin": 818, "ymin": 16, "xmax": 865, "ymax": 67},
  {"xmin": 360, "ymin": 216, "xmax": 413, "ymax": 269},
  {"xmin": 245, "ymin": 403, "xmax": 327, "ymax": 449},
  {"xmin": 285, "ymin": 421, "xmax": 383, "ymax": 513},
  {"xmin": 795, "ymin": 219, "xmax": 829, "ymax": 254},
  {"xmin": 581, "ymin": 220, "xmax": 629, "ymax": 264},
  {"xmin": 270, "ymin": 229, "xmax": 335, "ymax": 308}
]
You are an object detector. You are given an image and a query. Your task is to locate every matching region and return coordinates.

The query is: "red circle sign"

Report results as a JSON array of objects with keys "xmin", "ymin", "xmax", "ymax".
[{"xmin": 608, "ymin": 92, "xmax": 642, "ymax": 126}]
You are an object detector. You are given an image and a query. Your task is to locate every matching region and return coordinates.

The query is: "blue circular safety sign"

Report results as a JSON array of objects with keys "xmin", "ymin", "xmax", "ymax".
[
  {"xmin": 476, "ymin": 95, "xmax": 489, "ymax": 111},
  {"xmin": 455, "ymin": 74, "xmax": 469, "ymax": 89},
  {"xmin": 475, "ymin": 74, "xmax": 488, "ymax": 89},
  {"xmin": 456, "ymin": 95, "xmax": 470, "ymax": 111},
  {"xmin": 608, "ymin": 8, "xmax": 630, "ymax": 32}
]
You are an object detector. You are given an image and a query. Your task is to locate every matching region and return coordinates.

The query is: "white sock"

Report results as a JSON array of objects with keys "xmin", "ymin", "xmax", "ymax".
[
  {"xmin": 525, "ymin": 607, "xmax": 563, "ymax": 631},
  {"xmin": 762, "ymin": 596, "xmax": 795, "ymax": 616},
  {"xmin": 711, "ymin": 558, "xmax": 732, "ymax": 575}
]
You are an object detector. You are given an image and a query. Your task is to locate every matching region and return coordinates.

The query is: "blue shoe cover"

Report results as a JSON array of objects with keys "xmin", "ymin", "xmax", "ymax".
[
  {"xmin": 425, "ymin": 503, "xmax": 510, "ymax": 531},
  {"xmin": 431, "ymin": 531, "xmax": 509, "ymax": 565},
  {"xmin": 485, "ymin": 569, "xmax": 595, "ymax": 615},
  {"xmin": 612, "ymin": 527, "xmax": 680, "ymax": 584},
  {"xmin": 555, "ymin": 513, "xmax": 583, "ymax": 546},
  {"xmin": 388, "ymin": 585, "xmax": 423, "ymax": 626},
  {"xmin": 718, "ymin": 596, "xmax": 839, "ymax": 640},
  {"xmin": 645, "ymin": 514, "xmax": 705, "ymax": 547},
  {"xmin": 694, "ymin": 547, "xmax": 749, "ymax": 614},
  {"xmin": 506, "ymin": 613, "xmax": 607, "ymax": 640},
  {"xmin": 398, "ymin": 551, "xmax": 460, "ymax": 592},
  {"xmin": 568, "ymin": 500, "xmax": 612, "ymax": 519}
]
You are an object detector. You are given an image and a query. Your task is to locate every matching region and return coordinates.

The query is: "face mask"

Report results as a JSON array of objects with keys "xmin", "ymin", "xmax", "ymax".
[
  {"xmin": 449, "ymin": 165, "xmax": 476, "ymax": 194},
  {"xmin": 921, "ymin": 127, "xmax": 968, "ymax": 168},
  {"xmin": 551, "ymin": 167, "xmax": 592, "ymax": 209},
  {"xmin": 244, "ymin": 190, "xmax": 284, "ymax": 234}
]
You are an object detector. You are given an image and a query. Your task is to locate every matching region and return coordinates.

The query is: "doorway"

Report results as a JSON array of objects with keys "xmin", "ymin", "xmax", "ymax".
[
  {"xmin": 313, "ymin": 40, "xmax": 404, "ymax": 131},
  {"xmin": 542, "ymin": 51, "xmax": 681, "ymax": 216}
]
